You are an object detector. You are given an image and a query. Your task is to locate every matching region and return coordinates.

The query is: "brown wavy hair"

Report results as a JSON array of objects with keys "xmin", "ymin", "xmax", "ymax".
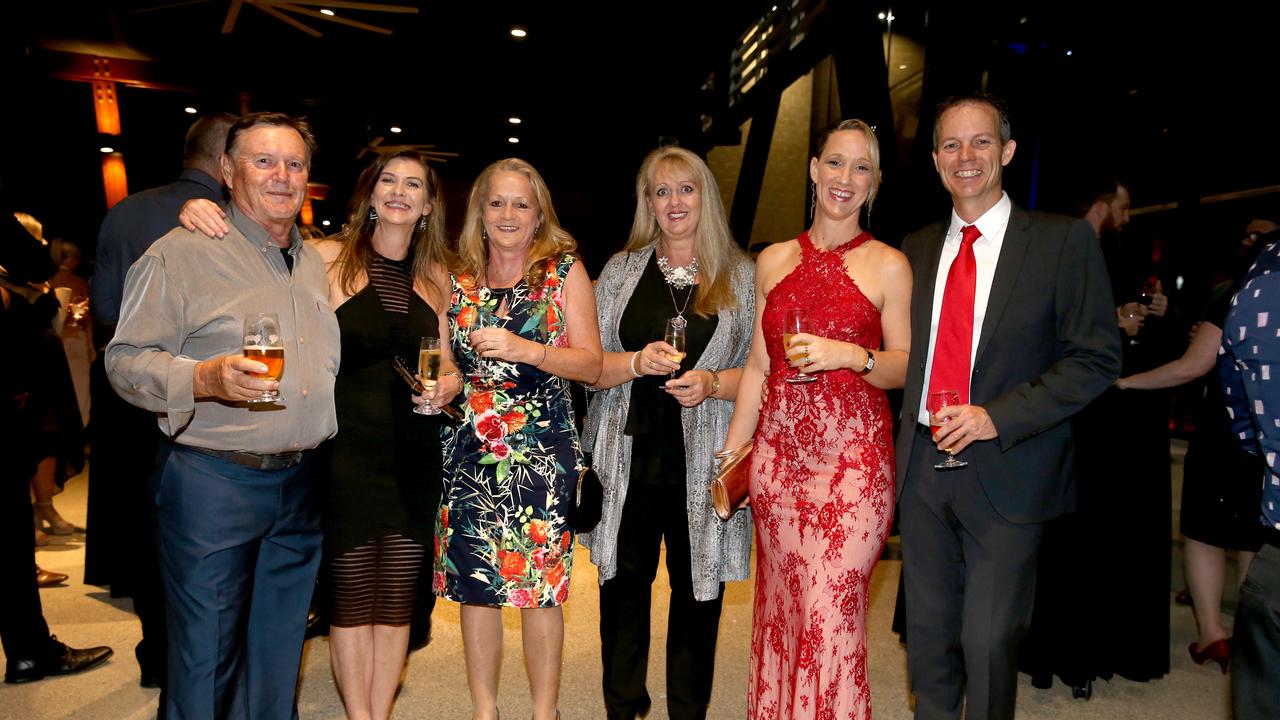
[
  {"xmin": 454, "ymin": 158, "xmax": 577, "ymax": 294},
  {"xmin": 335, "ymin": 151, "xmax": 452, "ymax": 308}
]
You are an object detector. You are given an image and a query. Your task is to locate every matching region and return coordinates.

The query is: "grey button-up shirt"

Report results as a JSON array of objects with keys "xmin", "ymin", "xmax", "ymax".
[{"xmin": 107, "ymin": 204, "xmax": 340, "ymax": 454}]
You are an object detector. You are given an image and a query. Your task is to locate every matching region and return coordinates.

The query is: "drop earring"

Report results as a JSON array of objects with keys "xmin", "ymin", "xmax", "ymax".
[
  {"xmin": 369, "ymin": 208, "xmax": 378, "ymax": 221},
  {"xmin": 419, "ymin": 216, "xmax": 428, "ymax": 231},
  {"xmin": 809, "ymin": 183, "xmax": 816, "ymax": 216}
]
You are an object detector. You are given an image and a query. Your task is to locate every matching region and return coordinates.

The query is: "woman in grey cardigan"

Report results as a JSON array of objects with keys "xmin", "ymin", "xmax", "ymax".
[{"xmin": 581, "ymin": 146, "xmax": 754, "ymax": 720}]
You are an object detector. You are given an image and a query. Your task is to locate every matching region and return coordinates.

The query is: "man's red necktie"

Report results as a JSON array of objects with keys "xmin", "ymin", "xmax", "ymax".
[{"xmin": 927, "ymin": 224, "xmax": 982, "ymax": 405}]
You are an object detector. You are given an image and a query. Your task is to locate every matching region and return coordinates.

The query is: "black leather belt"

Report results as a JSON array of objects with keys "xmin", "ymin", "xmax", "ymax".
[{"xmin": 183, "ymin": 445, "xmax": 310, "ymax": 471}]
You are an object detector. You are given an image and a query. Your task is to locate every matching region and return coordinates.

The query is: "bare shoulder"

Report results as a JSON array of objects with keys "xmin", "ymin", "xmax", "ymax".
[
  {"xmin": 862, "ymin": 240, "xmax": 910, "ymax": 274},
  {"xmin": 310, "ymin": 237, "xmax": 343, "ymax": 264},
  {"xmin": 756, "ymin": 238, "xmax": 799, "ymax": 273}
]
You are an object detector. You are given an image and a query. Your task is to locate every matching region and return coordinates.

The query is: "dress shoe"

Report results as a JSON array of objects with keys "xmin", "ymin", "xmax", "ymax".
[
  {"xmin": 4, "ymin": 636, "xmax": 113, "ymax": 683},
  {"xmin": 35, "ymin": 565, "xmax": 69, "ymax": 587},
  {"xmin": 1189, "ymin": 638, "xmax": 1231, "ymax": 673}
]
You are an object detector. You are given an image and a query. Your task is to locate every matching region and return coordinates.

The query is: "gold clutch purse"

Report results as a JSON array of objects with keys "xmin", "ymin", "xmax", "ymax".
[{"xmin": 710, "ymin": 440, "xmax": 754, "ymax": 521}]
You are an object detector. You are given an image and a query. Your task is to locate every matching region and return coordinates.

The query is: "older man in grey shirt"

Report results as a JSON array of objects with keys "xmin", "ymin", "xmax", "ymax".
[{"xmin": 108, "ymin": 112, "xmax": 338, "ymax": 720}]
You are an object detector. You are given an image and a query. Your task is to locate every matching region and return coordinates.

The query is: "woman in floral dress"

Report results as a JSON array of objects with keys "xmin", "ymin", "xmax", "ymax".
[{"xmin": 434, "ymin": 158, "xmax": 602, "ymax": 720}]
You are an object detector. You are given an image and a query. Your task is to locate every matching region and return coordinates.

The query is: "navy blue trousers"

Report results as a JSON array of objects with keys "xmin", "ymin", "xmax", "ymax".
[{"xmin": 153, "ymin": 443, "xmax": 322, "ymax": 720}]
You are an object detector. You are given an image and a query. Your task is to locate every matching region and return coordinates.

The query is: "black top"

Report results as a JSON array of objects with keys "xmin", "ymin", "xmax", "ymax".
[
  {"xmin": 324, "ymin": 253, "xmax": 444, "ymax": 556},
  {"xmin": 619, "ymin": 253, "xmax": 718, "ymax": 483}
]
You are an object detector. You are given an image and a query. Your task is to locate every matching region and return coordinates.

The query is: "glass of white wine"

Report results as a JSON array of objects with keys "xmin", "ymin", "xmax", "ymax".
[
  {"xmin": 783, "ymin": 307, "xmax": 817, "ymax": 384},
  {"xmin": 415, "ymin": 336, "xmax": 442, "ymax": 415},
  {"xmin": 664, "ymin": 319, "xmax": 686, "ymax": 378},
  {"xmin": 243, "ymin": 313, "xmax": 284, "ymax": 403}
]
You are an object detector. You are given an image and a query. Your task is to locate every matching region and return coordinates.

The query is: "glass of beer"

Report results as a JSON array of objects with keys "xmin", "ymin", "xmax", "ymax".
[
  {"xmin": 664, "ymin": 318, "xmax": 686, "ymax": 378},
  {"xmin": 243, "ymin": 313, "xmax": 284, "ymax": 404},
  {"xmin": 783, "ymin": 307, "xmax": 817, "ymax": 384},
  {"xmin": 415, "ymin": 336, "xmax": 442, "ymax": 416}
]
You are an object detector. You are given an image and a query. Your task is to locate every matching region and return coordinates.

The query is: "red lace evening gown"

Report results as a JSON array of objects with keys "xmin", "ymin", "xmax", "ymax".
[{"xmin": 749, "ymin": 231, "xmax": 895, "ymax": 719}]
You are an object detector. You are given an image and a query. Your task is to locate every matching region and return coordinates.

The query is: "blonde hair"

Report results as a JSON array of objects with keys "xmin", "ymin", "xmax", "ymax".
[
  {"xmin": 623, "ymin": 146, "xmax": 743, "ymax": 317},
  {"xmin": 13, "ymin": 212, "xmax": 46, "ymax": 245},
  {"xmin": 335, "ymin": 151, "xmax": 452, "ymax": 309},
  {"xmin": 815, "ymin": 119, "xmax": 883, "ymax": 213},
  {"xmin": 455, "ymin": 158, "xmax": 577, "ymax": 293}
]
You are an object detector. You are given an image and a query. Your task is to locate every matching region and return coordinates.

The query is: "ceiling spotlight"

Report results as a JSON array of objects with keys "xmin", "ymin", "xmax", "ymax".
[
  {"xmin": 100, "ymin": 147, "xmax": 114, "ymax": 153},
  {"xmin": 508, "ymin": 117, "xmax": 522, "ymax": 125},
  {"xmin": 878, "ymin": 12, "xmax": 885, "ymax": 19},
  {"xmin": 184, "ymin": 106, "xmax": 198, "ymax": 114},
  {"xmin": 771, "ymin": 5, "xmax": 777, "ymax": 10},
  {"xmin": 508, "ymin": 137, "xmax": 520, "ymax": 144},
  {"xmin": 320, "ymin": 8, "xmax": 335, "ymax": 15},
  {"xmin": 390, "ymin": 126, "xmax": 402, "ymax": 133},
  {"xmin": 321, "ymin": 220, "xmax": 332, "ymax": 227},
  {"xmin": 1065, "ymin": 49, "xmax": 1073, "ymax": 56},
  {"xmin": 510, "ymin": 27, "xmax": 527, "ymax": 38},
  {"xmin": 898, "ymin": 64, "xmax": 907, "ymax": 70}
]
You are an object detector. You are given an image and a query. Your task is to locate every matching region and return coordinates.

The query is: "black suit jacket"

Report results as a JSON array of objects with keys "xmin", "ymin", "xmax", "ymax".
[{"xmin": 896, "ymin": 204, "xmax": 1121, "ymax": 523}]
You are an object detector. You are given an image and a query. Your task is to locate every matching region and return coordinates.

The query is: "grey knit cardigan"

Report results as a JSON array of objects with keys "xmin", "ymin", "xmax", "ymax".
[{"xmin": 580, "ymin": 243, "xmax": 755, "ymax": 601}]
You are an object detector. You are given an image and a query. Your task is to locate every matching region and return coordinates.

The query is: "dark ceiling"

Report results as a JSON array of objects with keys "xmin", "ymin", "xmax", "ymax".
[{"xmin": 3, "ymin": 1, "xmax": 1278, "ymax": 281}]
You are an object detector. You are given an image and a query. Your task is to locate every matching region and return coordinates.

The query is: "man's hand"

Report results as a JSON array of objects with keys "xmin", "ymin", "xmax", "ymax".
[
  {"xmin": 1145, "ymin": 279, "xmax": 1169, "ymax": 318},
  {"xmin": 194, "ymin": 354, "xmax": 278, "ymax": 402},
  {"xmin": 1117, "ymin": 302, "xmax": 1147, "ymax": 337},
  {"xmin": 931, "ymin": 403, "xmax": 998, "ymax": 454}
]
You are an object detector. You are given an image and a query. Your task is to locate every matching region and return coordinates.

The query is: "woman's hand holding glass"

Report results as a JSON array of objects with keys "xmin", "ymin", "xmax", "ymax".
[
  {"xmin": 786, "ymin": 333, "xmax": 860, "ymax": 375},
  {"xmin": 664, "ymin": 369, "xmax": 717, "ymax": 408},
  {"xmin": 633, "ymin": 340, "xmax": 683, "ymax": 377},
  {"xmin": 412, "ymin": 369, "xmax": 463, "ymax": 412},
  {"xmin": 469, "ymin": 326, "xmax": 542, "ymax": 366}
]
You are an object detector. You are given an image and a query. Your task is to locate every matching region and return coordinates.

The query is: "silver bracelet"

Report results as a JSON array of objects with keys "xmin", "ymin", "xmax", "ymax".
[
  {"xmin": 629, "ymin": 350, "xmax": 643, "ymax": 378},
  {"xmin": 535, "ymin": 344, "xmax": 549, "ymax": 368}
]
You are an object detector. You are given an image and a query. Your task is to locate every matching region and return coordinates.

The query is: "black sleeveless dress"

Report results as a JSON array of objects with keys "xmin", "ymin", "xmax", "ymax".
[{"xmin": 324, "ymin": 255, "xmax": 444, "ymax": 558}]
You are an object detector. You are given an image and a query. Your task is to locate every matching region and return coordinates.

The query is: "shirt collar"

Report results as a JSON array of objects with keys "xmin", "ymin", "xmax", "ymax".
[
  {"xmin": 227, "ymin": 204, "xmax": 302, "ymax": 255},
  {"xmin": 947, "ymin": 191, "xmax": 1011, "ymax": 244}
]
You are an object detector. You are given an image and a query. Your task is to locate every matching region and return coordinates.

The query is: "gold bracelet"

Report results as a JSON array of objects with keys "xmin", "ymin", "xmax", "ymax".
[{"xmin": 708, "ymin": 369, "xmax": 721, "ymax": 396}]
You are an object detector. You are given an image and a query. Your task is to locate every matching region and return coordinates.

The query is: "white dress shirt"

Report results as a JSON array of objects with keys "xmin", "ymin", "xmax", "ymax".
[{"xmin": 918, "ymin": 192, "xmax": 1013, "ymax": 425}]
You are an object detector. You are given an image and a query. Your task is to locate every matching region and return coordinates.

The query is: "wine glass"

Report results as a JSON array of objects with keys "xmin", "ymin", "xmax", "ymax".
[
  {"xmin": 415, "ymin": 336, "xmax": 442, "ymax": 416},
  {"xmin": 926, "ymin": 389, "xmax": 968, "ymax": 469},
  {"xmin": 664, "ymin": 319, "xmax": 686, "ymax": 378},
  {"xmin": 783, "ymin": 307, "xmax": 817, "ymax": 384},
  {"xmin": 68, "ymin": 295, "xmax": 89, "ymax": 326},
  {"xmin": 243, "ymin": 313, "xmax": 284, "ymax": 404},
  {"xmin": 470, "ymin": 292, "xmax": 509, "ymax": 385}
]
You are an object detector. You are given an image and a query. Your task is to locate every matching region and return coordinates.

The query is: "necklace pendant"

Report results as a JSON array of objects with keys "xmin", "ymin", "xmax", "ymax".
[{"xmin": 670, "ymin": 315, "xmax": 687, "ymax": 330}]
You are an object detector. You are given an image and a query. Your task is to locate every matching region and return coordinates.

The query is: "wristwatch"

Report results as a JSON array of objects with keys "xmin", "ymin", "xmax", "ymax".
[
  {"xmin": 708, "ymin": 369, "xmax": 722, "ymax": 396},
  {"xmin": 857, "ymin": 349, "xmax": 876, "ymax": 375}
]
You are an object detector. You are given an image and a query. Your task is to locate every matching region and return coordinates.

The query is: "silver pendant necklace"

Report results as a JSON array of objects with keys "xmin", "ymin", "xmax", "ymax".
[{"xmin": 656, "ymin": 243, "xmax": 696, "ymax": 328}]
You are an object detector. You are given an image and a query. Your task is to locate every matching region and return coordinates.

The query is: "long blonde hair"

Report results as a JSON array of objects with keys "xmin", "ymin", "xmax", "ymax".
[
  {"xmin": 335, "ymin": 151, "xmax": 452, "ymax": 308},
  {"xmin": 454, "ymin": 158, "xmax": 577, "ymax": 293},
  {"xmin": 623, "ymin": 146, "xmax": 742, "ymax": 317}
]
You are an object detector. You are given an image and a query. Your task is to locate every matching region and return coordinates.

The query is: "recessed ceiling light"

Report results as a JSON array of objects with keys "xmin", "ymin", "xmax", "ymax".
[
  {"xmin": 508, "ymin": 137, "xmax": 520, "ymax": 144},
  {"xmin": 321, "ymin": 220, "xmax": 332, "ymax": 227},
  {"xmin": 1065, "ymin": 49, "xmax": 1073, "ymax": 56},
  {"xmin": 320, "ymin": 8, "xmax": 335, "ymax": 16},
  {"xmin": 508, "ymin": 117, "xmax": 522, "ymax": 125},
  {"xmin": 100, "ymin": 147, "xmax": 114, "ymax": 153},
  {"xmin": 878, "ymin": 12, "xmax": 885, "ymax": 19},
  {"xmin": 898, "ymin": 64, "xmax": 907, "ymax": 70},
  {"xmin": 510, "ymin": 27, "xmax": 527, "ymax": 38},
  {"xmin": 184, "ymin": 106, "xmax": 198, "ymax": 114},
  {"xmin": 390, "ymin": 126, "xmax": 402, "ymax": 133},
  {"xmin": 771, "ymin": 5, "xmax": 777, "ymax": 10}
]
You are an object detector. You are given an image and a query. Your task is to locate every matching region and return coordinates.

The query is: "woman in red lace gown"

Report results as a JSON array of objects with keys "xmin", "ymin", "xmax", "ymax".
[{"xmin": 722, "ymin": 119, "xmax": 911, "ymax": 719}]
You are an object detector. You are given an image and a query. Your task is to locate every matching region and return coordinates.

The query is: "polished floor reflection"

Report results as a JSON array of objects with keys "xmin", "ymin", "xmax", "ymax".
[{"xmin": 5, "ymin": 441, "xmax": 1232, "ymax": 719}]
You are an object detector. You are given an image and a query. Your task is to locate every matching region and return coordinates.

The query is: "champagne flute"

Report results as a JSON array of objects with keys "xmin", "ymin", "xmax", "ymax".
[
  {"xmin": 783, "ymin": 307, "xmax": 817, "ymax": 384},
  {"xmin": 664, "ymin": 319, "xmax": 686, "ymax": 378},
  {"xmin": 243, "ymin": 313, "xmax": 284, "ymax": 404},
  {"xmin": 926, "ymin": 389, "xmax": 968, "ymax": 469},
  {"xmin": 415, "ymin": 336, "xmax": 442, "ymax": 415}
]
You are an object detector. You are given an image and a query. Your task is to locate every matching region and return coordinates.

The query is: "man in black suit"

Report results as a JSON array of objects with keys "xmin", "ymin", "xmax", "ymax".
[{"xmin": 895, "ymin": 93, "xmax": 1121, "ymax": 720}]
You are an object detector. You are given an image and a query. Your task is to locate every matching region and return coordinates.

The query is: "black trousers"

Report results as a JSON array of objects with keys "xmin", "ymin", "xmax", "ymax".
[
  {"xmin": 0, "ymin": 469, "xmax": 52, "ymax": 662},
  {"xmin": 899, "ymin": 429, "xmax": 1043, "ymax": 720},
  {"xmin": 599, "ymin": 479, "xmax": 723, "ymax": 720},
  {"xmin": 85, "ymin": 352, "xmax": 166, "ymax": 684}
]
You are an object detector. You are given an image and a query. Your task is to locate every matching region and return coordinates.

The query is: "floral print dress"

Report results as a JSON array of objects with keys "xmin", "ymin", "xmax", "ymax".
[{"xmin": 434, "ymin": 253, "xmax": 583, "ymax": 608}]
